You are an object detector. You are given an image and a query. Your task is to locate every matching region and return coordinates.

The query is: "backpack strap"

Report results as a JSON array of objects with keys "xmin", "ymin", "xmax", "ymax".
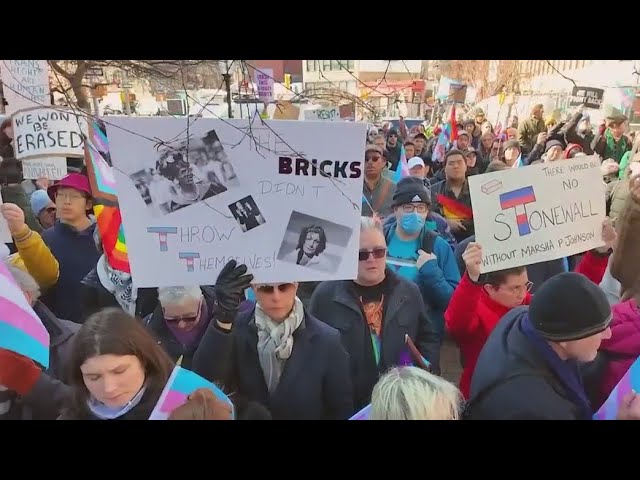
[{"xmin": 420, "ymin": 229, "xmax": 438, "ymax": 254}]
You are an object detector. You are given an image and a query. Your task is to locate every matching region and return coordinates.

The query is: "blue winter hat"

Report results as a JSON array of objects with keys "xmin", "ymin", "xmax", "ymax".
[{"xmin": 30, "ymin": 189, "xmax": 53, "ymax": 216}]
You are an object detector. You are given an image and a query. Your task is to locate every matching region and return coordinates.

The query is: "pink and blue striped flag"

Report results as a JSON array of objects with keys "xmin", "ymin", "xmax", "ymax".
[
  {"xmin": 0, "ymin": 261, "xmax": 49, "ymax": 368},
  {"xmin": 593, "ymin": 355, "xmax": 640, "ymax": 420},
  {"xmin": 392, "ymin": 144, "xmax": 409, "ymax": 183},
  {"xmin": 349, "ymin": 403, "xmax": 372, "ymax": 420},
  {"xmin": 149, "ymin": 365, "xmax": 234, "ymax": 420}
]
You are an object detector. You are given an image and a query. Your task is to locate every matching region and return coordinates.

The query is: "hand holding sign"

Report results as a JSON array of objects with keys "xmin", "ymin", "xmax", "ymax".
[
  {"xmin": 214, "ymin": 260, "xmax": 254, "ymax": 326},
  {"xmin": 596, "ymin": 218, "xmax": 617, "ymax": 253},
  {"xmin": 463, "ymin": 242, "xmax": 483, "ymax": 282}
]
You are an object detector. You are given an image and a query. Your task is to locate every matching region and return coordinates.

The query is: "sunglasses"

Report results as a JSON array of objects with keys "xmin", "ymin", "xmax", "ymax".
[
  {"xmin": 358, "ymin": 248, "xmax": 387, "ymax": 261},
  {"xmin": 256, "ymin": 283, "xmax": 295, "ymax": 294},
  {"xmin": 365, "ymin": 156, "xmax": 381, "ymax": 163},
  {"xmin": 164, "ymin": 297, "xmax": 203, "ymax": 324}
]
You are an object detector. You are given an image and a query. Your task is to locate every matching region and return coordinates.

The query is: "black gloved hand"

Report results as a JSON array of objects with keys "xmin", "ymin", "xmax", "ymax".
[{"xmin": 214, "ymin": 259, "xmax": 253, "ymax": 325}]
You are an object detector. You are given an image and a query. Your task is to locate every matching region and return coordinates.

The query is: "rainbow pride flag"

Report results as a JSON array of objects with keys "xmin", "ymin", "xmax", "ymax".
[
  {"xmin": 84, "ymin": 120, "xmax": 130, "ymax": 273},
  {"xmin": 436, "ymin": 194, "xmax": 473, "ymax": 220},
  {"xmin": 149, "ymin": 365, "xmax": 234, "ymax": 420},
  {"xmin": 594, "ymin": 356, "xmax": 640, "ymax": 420},
  {"xmin": 0, "ymin": 261, "xmax": 49, "ymax": 368}
]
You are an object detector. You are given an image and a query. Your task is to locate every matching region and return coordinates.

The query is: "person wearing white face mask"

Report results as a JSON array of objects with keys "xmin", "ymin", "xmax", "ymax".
[{"xmin": 193, "ymin": 279, "xmax": 353, "ymax": 420}]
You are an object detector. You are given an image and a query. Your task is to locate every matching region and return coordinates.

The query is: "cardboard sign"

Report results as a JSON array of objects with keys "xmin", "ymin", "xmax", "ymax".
[
  {"xmin": 12, "ymin": 107, "xmax": 87, "ymax": 160},
  {"xmin": 0, "ymin": 192, "xmax": 11, "ymax": 243},
  {"xmin": 304, "ymin": 107, "xmax": 341, "ymax": 121},
  {"xmin": 569, "ymin": 86, "xmax": 604, "ymax": 109},
  {"xmin": 22, "ymin": 157, "xmax": 67, "ymax": 180},
  {"xmin": 254, "ymin": 68, "xmax": 274, "ymax": 103},
  {"xmin": 105, "ymin": 117, "xmax": 366, "ymax": 287},
  {"xmin": 468, "ymin": 156, "xmax": 606, "ymax": 273},
  {"xmin": 273, "ymin": 101, "xmax": 300, "ymax": 120},
  {"xmin": 0, "ymin": 60, "xmax": 51, "ymax": 115}
]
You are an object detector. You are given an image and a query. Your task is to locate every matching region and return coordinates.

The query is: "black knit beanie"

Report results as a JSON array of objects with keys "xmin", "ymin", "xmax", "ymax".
[
  {"xmin": 391, "ymin": 177, "xmax": 431, "ymax": 208},
  {"xmin": 530, "ymin": 272, "xmax": 612, "ymax": 342}
]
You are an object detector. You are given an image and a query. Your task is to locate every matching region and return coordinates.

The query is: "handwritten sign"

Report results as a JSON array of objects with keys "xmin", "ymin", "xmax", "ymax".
[
  {"xmin": 21, "ymin": 157, "xmax": 67, "ymax": 180},
  {"xmin": 12, "ymin": 107, "xmax": 87, "ymax": 160},
  {"xmin": 254, "ymin": 68, "xmax": 274, "ymax": 103},
  {"xmin": 468, "ymin": 156, "xmax": 606, "ymax": 273},
  {"xmin": 105, "ymin": 117, "xmax": 366, "ymax": 287},
  {"xmin": 569, "ymin": 86, "xmax": 604, "ymax": 109},
  {"xmin": 0, "ymin": 261, "xmax": 50, "ymax": 368},
  {"xmin": 0, "ymin": 192, "xmax": 12, "ymax": 243},
  {"xmin": 304, "ymin": 107, "xmax": 341, "ymax": 122},
  {"xmin": 0, "ymin": 60, "xmax": 51, "ymax": 115}
]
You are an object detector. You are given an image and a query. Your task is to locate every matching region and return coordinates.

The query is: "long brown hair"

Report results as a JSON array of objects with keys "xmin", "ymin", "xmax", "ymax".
[
  {"xmin": 61, "ymin": 308, "xmax": 173, "ymax": 420},
  {"xmin": 168, "ymin": 388, "xmax": 233, "ymax": 420}
]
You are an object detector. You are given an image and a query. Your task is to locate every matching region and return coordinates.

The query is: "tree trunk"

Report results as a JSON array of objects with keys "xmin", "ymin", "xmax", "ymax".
[{"xmin": 70, "ymin": 74, "xmax": 91, "ymax": 111}]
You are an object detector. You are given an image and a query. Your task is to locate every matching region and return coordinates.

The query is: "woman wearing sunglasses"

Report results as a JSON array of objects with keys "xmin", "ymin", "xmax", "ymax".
[
  {"xmin": 193, "ymin": 281, "xmax": 354, "ymax": 420},
  {"xmin": 308, "ymin": 216, "xmax": 440, "ymax": 411}
]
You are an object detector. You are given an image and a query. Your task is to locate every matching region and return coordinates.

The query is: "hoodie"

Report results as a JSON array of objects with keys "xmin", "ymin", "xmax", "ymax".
[{"xmin": 596, "ymin": 299, "xmax": 640, "ymax": 408}]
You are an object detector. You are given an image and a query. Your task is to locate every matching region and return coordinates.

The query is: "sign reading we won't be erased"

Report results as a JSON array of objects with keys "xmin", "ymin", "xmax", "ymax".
[
  {"xmin": 105, "ymin": 117, "xmax": 366, "ymax": 288},
  {"xmin": 468, "ymin": 156, "xmax": 606, "ymax": 273}
]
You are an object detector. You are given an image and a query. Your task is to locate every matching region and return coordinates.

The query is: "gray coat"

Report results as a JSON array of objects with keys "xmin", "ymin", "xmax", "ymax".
[{"xmin": 9, "ymin": 301, "xmax": 78, "ymax": 420}]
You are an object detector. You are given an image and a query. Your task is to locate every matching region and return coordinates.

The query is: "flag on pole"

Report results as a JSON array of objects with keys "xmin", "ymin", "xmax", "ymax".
[
  {"xmin": 392, "ymin": 144, "xmax": 410, "ymax": 184},
  {"xmin": 593, "ymin": 355, "xmax": 640, "ymax": 420}
]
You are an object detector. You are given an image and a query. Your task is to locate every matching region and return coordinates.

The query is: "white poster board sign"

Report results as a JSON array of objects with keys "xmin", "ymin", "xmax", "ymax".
[
  {"xmin": 12, "ymin": 107, "xmax": 87, "ymax": 160},
  {"xmin": 0, "ymin": 60, "xmax": 51, "ymax": 115},
  {"xmin": 104, "ymin": 117, "xmax": 367, "ymax": 287},
  {"xmin": 0, "ymin": 191, "xmax": 13, "ymax": 243},
  {"xmin": 254, "ymin": 68, "xmax": 274, "ymax": 103},
  {"xmin": 304, "ymin": 107, "xmax": 341, "ymax": 122},
  {"xmin": 22, "ymin": 157, "xmax": 67, "ymax": 180},
  {"xmin": 468, "ymin": 156, "xmax": 606, "ymax": 273}
]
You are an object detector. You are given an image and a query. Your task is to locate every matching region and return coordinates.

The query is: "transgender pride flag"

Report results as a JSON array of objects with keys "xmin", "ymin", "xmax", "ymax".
[
  {"xmin": 0, "ymin": 261, "xmax": 50, "ymax": 368},
  {"xmin": 392, "ymin": 144, "xmax": 409, "ymax": 184},
  {"xmin": 149, "ymin": 365, "xmax": 234, "ymax": 420},
  {"xmin": 594, "ymin": 356, "xmax": 640, "ymax": 420}
]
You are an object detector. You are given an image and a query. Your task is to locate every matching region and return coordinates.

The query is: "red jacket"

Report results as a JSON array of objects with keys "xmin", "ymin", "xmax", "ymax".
[{"xmin": 445, "ymin": 251, "xmax": 608, "ymax": 399}]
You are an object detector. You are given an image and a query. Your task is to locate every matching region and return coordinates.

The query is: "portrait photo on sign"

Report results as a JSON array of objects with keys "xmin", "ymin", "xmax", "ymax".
[
  {"xmin": 277, "ymin": 211, "xmax": 352, "ymax": 274},
  {"xmin": 228, "ymin": 195, "xmax": 266, "ymax": 232},
  {"xmin": 127, "ymin": 129, "xmax": 240, "ymax": 217}
]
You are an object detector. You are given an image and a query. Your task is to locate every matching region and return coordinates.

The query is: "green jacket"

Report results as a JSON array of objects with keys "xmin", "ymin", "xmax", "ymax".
[{"xmin": 518, "ymin": 117, "xmax": 546, "ymax": 153}]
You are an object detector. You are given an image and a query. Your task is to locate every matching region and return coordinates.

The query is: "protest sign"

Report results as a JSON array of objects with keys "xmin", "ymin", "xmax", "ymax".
[
  {"xmin": 468, "ymin": 156, "xmax": 606, "ymax": 273},
  {"xmin": 22, "ymin": 157, "xmax": 67, "ymax": 180},
  {"xmin": 304, "ymin": 107, "xmax": 341, "ymax": 121},
  {"xmin": 569, "ymin": 86, "xmax": 604, "ymax": 109},
  {"xmin": 254, "ymin": 68, "xmax": 274, "ymax": 103},
  {"xmin": 0, "ymin": 60, "xmax": 51, "ymax": 115},
  {"xmin": 12, "ymin": 107, "xmax": 87, "ymax": 160},
  {"xmin": 273, "ymin": 101, "xmax": 300, "ymax": 120},
  {"xmin": 149, "ymin": 365, "xmax": 234, "ymax": 420},
  {"xmin": 0, "ymin": 193, "xmax": 11, "ymax": 243},
  {"xmin": 593, "ymin": 356, "xmax": 640, "ymax": 420},
  {"xmin": 105, "ymin": 116, "xmax": 366, "ymax": 287},
  {"xmin": 0, "ymin": 261, "xmax": 50, "ymax": 368}
]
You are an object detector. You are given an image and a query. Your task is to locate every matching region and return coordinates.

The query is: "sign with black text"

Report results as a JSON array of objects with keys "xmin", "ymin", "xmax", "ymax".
[
  {"xmin": 12, "ymin": 107, "xmax": 87, "ymax": 160},
  {"xmin": 569, "ymin": 86, "xmax": 604, "ymax": 109},
  {"xmin": 0, "ymin": 60, "xmax": 51, "ymax": 115},
  {"xmin": 22, "ymin": 157, "xmax": 67, "ymax": 180},
  {"xmin": 468, "ymin": 156, "xmax": 606, "ymax": 273}
]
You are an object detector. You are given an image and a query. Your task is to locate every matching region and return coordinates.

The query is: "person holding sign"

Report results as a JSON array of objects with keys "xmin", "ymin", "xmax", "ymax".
[
  {"xmin": 59, "ymin": 308, "xmax": 174, "ymax": 420},
  {"xmin": 447, "ymin": 222, "xmax": 617, "ymax": 400},
  {"xmin": 193, "ymin": 262, "xmax": 353, "ymax": 420},
  {"xmin": 309, "ymin": 216, "xmax": 440, "ymax": 411},
  {"xmin": 464, "ymin": 272, "xmax": 640, "ymax": 420}
]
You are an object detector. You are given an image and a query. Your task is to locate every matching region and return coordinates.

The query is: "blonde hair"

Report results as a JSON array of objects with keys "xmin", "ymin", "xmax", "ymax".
[
  {"xmin": 370, "ymin": 366, "xmax": 462, "ymax": 420},
  {"xmin": 360, "ymin": 215, "xmax": 384, "ymax": 234}
]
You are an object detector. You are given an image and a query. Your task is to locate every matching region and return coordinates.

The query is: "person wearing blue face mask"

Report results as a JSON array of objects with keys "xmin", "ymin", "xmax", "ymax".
[{"xmin": 383, "ymin": 177, "xmax": 460, "ymax": 342}]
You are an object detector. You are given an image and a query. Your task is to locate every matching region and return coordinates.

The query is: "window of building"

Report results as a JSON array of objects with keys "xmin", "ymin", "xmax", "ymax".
[{"xmin": 322, "ymin": 60, "xmax": 331, "ymax": 70}]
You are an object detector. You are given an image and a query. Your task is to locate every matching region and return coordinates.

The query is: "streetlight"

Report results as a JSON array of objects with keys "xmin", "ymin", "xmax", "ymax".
[{"xmin": 217, "ymin": 60, "xmax": 233, "ymax": 119}]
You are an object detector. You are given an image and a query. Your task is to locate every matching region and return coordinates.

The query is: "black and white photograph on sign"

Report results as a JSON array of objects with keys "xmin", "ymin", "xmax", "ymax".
[
  {"xmin": 277, "ymin": 211, "xmax": 353, "ymax": 274},
  {"xmin": 128, "ymin": 128, "xmax": 240, "ymax": 217},
  {"xmin": 228, "ymin": 195, "xmax": 266, "ymax": 232}
]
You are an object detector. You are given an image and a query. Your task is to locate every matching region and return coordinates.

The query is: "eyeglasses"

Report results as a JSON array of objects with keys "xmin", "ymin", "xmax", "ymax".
[
  {"xmin": 400, "ymin": 203, "xmax": 428, "ymax": 213},
  {"xmin": 359, "ymin": 248, "xmax": 387, "ymax": 261},
  {"xmin": 255, "ymin": 283, "xmax": 295, "ymax": 294},
  {"xmin": 164, "ymin": 297, "xmax": 203, "ymax": 323},
  {"xmin": 56, "ymin": 192, "xmax": 85, "ymax": 202},
  {"xmin": 497, "ymin": 281, "xmax": 533, "ymax": 295}
]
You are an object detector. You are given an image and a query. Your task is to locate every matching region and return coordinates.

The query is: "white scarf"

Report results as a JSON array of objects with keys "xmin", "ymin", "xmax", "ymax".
[
  {"xmin": 254, "ymin": 297, "xmax": 305, "ymax": 394},
  {"xmin": 96, "ymin": 254, "xmax": 137, "ymax": 315}
]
